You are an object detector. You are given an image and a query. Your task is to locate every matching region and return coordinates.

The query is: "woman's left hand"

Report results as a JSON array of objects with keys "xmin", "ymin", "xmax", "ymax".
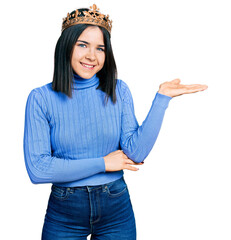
[{"xmin": 158, "ymin": 79, "xmax": 208, "ymax": 97}]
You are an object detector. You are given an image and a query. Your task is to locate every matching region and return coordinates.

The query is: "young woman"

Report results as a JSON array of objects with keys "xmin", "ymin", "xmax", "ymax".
[{"xmin": 23, "ymin": 4, "xmax": 208, "ymax": 239}]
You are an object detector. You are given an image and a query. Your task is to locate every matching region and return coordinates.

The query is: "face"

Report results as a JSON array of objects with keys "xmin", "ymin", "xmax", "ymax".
[{"xmin": 71, "ymin": 26, "xmax": 106, "ymax": 79}]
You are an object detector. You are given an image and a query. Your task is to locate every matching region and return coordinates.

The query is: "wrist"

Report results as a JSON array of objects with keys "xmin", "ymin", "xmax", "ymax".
[{"xmin": 158, "ymin": 90, "xmax": 172, "ymax": 97}]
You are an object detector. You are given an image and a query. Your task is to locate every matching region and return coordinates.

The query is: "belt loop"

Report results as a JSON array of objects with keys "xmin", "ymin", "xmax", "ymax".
[{"xmin": 87, "ymin": 186, "xmax": 91, "ymax": 192}]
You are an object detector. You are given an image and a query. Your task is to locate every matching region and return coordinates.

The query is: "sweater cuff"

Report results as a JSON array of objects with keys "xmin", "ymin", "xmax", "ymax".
[
  {"xmin": 99, "ymin": 157, "xmax": 106, "ymax": 173},
  {"xmin": 153, "ymin": 92, "xmax": 172, "ymax": 109}
]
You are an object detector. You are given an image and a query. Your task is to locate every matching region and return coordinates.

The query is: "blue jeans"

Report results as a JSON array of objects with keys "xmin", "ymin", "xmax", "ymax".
[{"xmin": 42, "ymin": 177, "xmax": 136, "ymax": 239}]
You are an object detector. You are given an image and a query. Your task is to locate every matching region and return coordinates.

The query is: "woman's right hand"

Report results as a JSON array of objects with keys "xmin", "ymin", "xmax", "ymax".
[{"xmin": 103, "ymin": 150, "xmax": 143, "ymax": 172}]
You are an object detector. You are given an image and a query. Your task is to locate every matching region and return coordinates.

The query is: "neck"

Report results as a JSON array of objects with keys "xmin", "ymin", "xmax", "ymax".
[{"xmin": 72, "ymin": 73, "xmax": 99, "ymax": 90}]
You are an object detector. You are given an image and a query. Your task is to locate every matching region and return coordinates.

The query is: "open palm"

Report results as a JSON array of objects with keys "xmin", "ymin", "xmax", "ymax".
[{"xmin": 158, "ymin": 79, "xmax": 208, "ymax": 97}]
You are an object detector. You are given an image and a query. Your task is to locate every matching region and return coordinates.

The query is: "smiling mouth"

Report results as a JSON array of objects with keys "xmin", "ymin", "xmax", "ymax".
[{"xmin": 80, "ymin": 62, "xmax": 96, "ymax": 69}]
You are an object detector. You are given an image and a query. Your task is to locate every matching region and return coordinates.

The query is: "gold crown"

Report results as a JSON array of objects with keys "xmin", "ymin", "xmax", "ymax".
[{"xmin": 62, "ymin": 4, "xmax": 112, "ymax": 34}]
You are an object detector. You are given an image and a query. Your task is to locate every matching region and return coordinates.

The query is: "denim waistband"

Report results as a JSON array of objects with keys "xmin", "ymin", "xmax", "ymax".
[{"xmin": 53, "ymin": 176, "xmax": 125, "ymax": 193}]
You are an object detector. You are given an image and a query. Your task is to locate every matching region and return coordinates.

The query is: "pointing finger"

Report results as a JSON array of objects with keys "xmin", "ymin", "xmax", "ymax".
[{"xmin": 124, "ymin": 165, "xmax": 139, "ymax": 171}]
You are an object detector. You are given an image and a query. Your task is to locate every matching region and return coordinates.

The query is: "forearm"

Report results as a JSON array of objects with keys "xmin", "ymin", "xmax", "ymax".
[
  {"xmin": 121, "ymin": 92, "xmax": 171, "ymax": 163},
  {"xmin": 24, "ymin": 152, "xmax": 105, "ymax": 184}
]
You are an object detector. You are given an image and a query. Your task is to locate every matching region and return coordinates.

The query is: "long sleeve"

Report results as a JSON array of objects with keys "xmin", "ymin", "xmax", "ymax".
[
  {"xmin": 119, "ymin": 81, "xmax": 172, "ymax": 163},
  {"xmin": 23, "ymin": 89, "xmax": 105, "ymax": 184}
]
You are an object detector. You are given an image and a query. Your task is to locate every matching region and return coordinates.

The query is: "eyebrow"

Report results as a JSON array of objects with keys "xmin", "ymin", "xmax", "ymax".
[{"xmin": 77, "ymin": 40, "xmax": 105, "ymax": 48}]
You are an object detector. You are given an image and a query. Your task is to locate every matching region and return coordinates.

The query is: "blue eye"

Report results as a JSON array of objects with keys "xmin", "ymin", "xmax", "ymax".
[
  {"xmin": 97, "ymin": 48, "xmax": 105, "ymax": 52},
  {"xmin": 78, "ymin": 44, "xmax": 86, "ymax": 48}
]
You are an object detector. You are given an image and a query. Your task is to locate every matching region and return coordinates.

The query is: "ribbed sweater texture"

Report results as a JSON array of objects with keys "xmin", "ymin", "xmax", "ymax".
[{"xmin": 23, "ymin": 74, "xmax": 172, "ymax": 187}]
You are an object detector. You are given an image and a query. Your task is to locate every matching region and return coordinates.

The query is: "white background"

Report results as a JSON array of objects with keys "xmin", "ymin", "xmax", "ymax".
[{"xmin": 1, "ymin": 0, "xmax": 231, "ymax": 239}]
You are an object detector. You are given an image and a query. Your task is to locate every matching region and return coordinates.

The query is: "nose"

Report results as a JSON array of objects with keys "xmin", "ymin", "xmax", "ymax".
[{"xmin": 85, "ymin": 48, "xmax": 96, "ymax": 61}]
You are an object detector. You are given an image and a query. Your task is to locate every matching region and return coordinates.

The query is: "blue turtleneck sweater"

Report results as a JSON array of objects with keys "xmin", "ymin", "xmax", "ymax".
[{"xmin": 23, "ymin": 74, "xmax": 172, "ymax": 187}]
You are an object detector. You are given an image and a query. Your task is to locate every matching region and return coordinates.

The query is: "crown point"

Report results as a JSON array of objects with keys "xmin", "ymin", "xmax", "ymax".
[
  {"xmin": 92, "ymin": 4, "xmax": 98, "ymax": 11},
  {"xmin": 75, "ymin": 10, "xmax": 79, "ymax": 18},
  {"xmin": 62, "ymin": 4, "xmax": 112, "ymax": 34}
]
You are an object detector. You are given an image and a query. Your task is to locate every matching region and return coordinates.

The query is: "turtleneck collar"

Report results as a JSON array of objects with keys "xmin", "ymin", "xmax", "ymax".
[{"xmin": 72, "ymin": 73, "xmax": 100, "ymax": 90}]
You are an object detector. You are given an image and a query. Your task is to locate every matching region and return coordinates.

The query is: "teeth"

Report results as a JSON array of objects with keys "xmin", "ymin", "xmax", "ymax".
[{"xmin": 82, "ymin": 63, "xmax": 94, "ymax": 68}]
